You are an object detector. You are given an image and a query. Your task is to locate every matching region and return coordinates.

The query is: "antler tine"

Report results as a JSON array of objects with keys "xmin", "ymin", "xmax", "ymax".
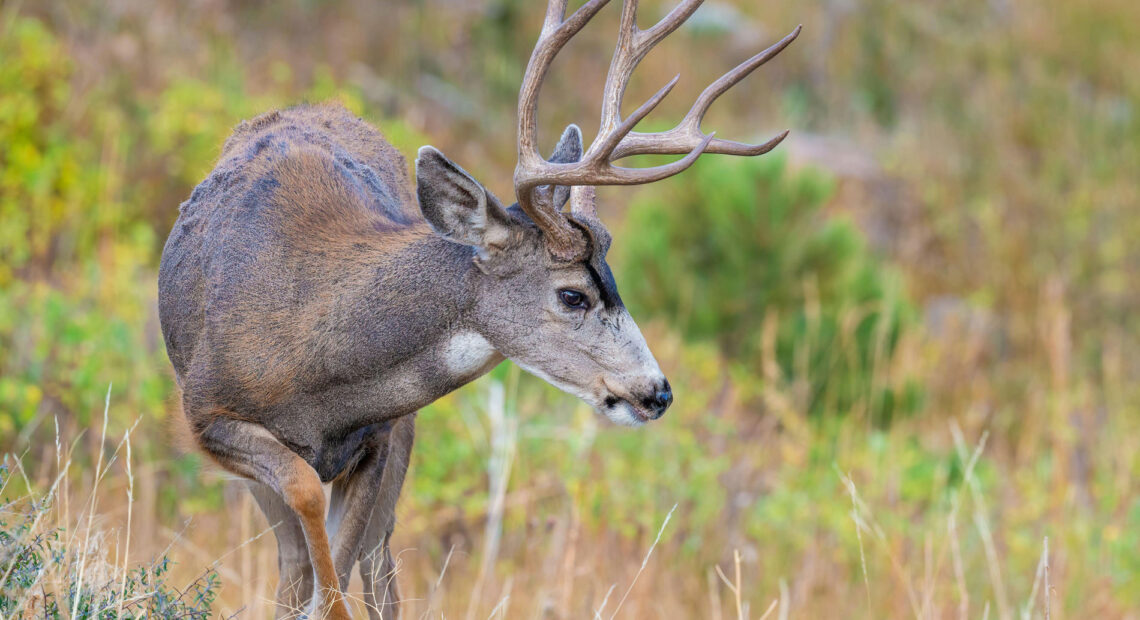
[
  {"xmin": 568, "ymin": 131, "xmax": 713, "ymax": 227},
  {"xmin": 578, "ymin": 3, "xmax": 798, "ymax": 191},
  {"xmin": 689, "ymin": 25, "xmax": 802, "ymax": 128},
  {"xmin": 518, "ymin": 0, "xmax": 612, "ymax": 169},
  {"xmin": 592, "ymin": 74, "xmax": 680, "ymax": 158},
  {"xmin": 610, "ymin": 24, "xmax": 802, "ymax": 160},
  {"xmin": 594, "ymin": 0, "xmax": 704, "ymax": 150},
  {"xmin": 591, "ymin": 130, "xmax": 716, "ymax": 185},
  {"xmin": 595, "ymin": 0, "xmax": 638, "ymax": 139},
  {"xmin": 540, "ymin": 0, "xmax": 569, "ymax": 34}
]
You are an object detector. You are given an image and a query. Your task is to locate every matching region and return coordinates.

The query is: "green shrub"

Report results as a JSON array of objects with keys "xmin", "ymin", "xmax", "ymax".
[
  {"xmin": 0, "ymin": 17, "xmax": 127, "ymax": 282},
  {"xmin": 618, "ymin": 154, "xmax": 916, "ymax": 421},
  {"xmin": 0, "ymin": 268, "xmax": 170, "ymax": 444},
  {"xmin": 0, "ymin": 463, "xmax": 219, "ymax": 618}
]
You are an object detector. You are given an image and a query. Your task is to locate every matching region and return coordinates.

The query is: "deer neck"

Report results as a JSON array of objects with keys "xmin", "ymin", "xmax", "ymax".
[
  {"xmin": 350, "ymin": 228, "xmax": 504, "ymax": 406},
  {"xmin": 251, "ymin": 229, "xmax": 505, "ymax": 451}
]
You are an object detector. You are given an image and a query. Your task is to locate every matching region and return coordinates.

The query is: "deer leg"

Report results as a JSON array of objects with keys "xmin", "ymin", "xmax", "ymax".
[
  {"xmin": 326, "ymin": 429, "xmax": 390, "ymax": 592},
  {"xmin": 247, "ymin": 481, "xmax": 314, "ymax": 619},
  {"xmin": 358, "ymin": 414, "xmax": 415, "ymax": 620},
  {"xmin": 358, "ymin": 520, "xmax": 398, "ymax": 620},
  {"xmin": 196, "ymin": 415, "xmax": 350, "ymax": 620}
]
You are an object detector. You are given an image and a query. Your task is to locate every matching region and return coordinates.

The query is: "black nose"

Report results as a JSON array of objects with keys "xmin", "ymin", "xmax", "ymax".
[{"xmin": 645, "ymin": 379, "xmax": 673, "ymax": 418}]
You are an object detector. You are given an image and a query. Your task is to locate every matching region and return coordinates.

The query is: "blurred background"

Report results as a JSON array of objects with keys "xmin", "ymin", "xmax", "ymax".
[{"xmin": 1, "ymin": 0, "xmax": 1138, "ymax": 617}]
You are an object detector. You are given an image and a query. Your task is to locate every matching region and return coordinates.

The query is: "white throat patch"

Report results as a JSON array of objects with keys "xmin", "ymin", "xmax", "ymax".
[{"xmin": 444, "ymin": 332, "xmax": 499, "ymax": 376}]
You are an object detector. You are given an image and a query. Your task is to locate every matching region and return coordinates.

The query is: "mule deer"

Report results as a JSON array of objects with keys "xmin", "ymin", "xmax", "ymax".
[{"xmin": 158, "ymin": 0, "xmax": 798, "ymax": 617}]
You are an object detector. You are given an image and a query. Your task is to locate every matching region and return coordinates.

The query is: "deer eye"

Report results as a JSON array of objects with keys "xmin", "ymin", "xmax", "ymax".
[{"xmin": 558, "ymin": 288, "xmax": 588, "ymax": 310}]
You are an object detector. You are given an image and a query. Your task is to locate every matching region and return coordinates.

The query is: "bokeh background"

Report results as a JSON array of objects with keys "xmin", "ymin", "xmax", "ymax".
[{"xmin": 2, "ymin": 0, "xmax": 1138, "ymax": 617}]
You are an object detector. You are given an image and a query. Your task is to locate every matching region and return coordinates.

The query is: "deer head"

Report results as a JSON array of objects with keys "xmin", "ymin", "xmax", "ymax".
[{"xmin": 415, "ymin": 0, "xmax": 799, "ymax": 425}]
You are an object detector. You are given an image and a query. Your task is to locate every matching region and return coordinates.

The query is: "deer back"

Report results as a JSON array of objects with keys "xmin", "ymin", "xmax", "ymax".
[{"xmin": 159, "ymin": 103, "xmax": 444, "ymax": 416}]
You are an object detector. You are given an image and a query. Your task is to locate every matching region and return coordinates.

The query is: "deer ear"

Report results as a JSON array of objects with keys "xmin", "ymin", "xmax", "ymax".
[
  {"xmin": 548, "ymin": 125, "xmax": 583, "ymax": 210},
  {"xmin": 416, "ymin": 146, "xmax": 511, "ymax": 250},
  {"xmin": 550, "ymin": 124, "xmax": 583, "ymax": 164}
]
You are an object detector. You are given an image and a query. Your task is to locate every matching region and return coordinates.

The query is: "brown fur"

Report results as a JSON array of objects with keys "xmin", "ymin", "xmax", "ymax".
[
  {"xmin": 166, "ymin": 385, "xmax": 196, "ymax": 456},
  {"xmin": 278, "ymin": 456, "xmax": 347, "ymax": 620}
]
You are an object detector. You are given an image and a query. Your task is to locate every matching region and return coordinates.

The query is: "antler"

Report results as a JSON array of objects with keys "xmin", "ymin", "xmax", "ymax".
[{"xmin": 515, "ymin": 0, "xmax": 800, "ymax": 259}]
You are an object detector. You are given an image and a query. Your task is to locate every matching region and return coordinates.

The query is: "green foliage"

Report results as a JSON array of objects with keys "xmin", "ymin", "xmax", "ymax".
[
  {"xmin": 0, "ymin": 264, "xmax": 175, "ymax": 446},
  {"xmin": 0, "ymin": 18, "xmax": 127, "ymax": 282},
  {"xmin": 618, "ymin": 154, "xmax": 915, "ymax": 420}
]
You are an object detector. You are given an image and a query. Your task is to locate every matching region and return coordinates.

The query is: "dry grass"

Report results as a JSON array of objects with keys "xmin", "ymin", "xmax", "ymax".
[{"xmin": 0, "ymin": 393, "xmax": 218, "ymax": 619}]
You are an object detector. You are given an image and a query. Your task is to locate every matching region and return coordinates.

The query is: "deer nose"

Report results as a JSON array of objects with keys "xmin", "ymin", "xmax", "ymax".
[{"xmin": 643, "ymin": 379, "xmax": 673, "ymax": 419}]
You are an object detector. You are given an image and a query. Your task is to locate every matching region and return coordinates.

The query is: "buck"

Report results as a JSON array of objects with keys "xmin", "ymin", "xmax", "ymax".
[{"xmin": 158, "ymin": 0, "xmax": 798, "ymax": 617}]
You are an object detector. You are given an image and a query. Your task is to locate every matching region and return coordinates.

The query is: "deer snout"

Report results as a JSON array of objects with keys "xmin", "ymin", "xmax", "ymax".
[{"xmin": 637, "ymin": 377, "xmax": 673, "ymax": 420}]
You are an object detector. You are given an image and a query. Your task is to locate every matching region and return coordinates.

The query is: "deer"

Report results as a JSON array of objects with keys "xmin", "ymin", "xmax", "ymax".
[{"xmin": 157, "ymin": 0, "xmax": 798, "ymax": 617}]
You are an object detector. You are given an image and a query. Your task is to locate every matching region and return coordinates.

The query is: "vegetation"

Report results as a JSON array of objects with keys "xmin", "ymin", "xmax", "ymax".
[
  {"xmin": 620, "ymin": 154, "xmax": 916, "ymax": 422},
  {"xmin": 1, "ymin": 0, "xmax": 1138, "ymax": 617},
  {"xmin": 1, "ymin": 452, "xmax": 219, "ymax": 618}
]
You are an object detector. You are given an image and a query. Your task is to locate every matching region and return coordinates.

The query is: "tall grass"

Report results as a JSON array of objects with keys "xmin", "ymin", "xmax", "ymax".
[{"xmin": 0, "ymin": 394, "xmax": 218, "ymax": 619}]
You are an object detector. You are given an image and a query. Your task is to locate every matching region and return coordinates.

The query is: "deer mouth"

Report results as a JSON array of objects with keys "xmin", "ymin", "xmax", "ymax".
[
  {"xmin": 599, "ymin": 383, "xmax": 655, "ymax": 426},
  {"xmin": 597, "ymin": 378, "xmax": 661, "ymax": 426}
]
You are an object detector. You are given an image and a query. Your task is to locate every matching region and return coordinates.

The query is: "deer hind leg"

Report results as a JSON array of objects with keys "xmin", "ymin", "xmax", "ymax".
[
  {"xmin": 247, "ymin": 481, "xmax": 314, "ymax": 619},
  {"xmin": 357, "ymin": 413, "xmax": 415, "ymax": 620},
  {"xmin": 195, "ymin": 415, "xmax": 350, "ymax": 620},
  {"xmin": 325, "ymin": 426, "xmax": 390, "ymax": 593}
]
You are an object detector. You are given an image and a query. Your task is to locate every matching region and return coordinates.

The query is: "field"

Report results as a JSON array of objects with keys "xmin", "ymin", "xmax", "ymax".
[{"xmin": 2, "ymin": 0, "xmax": 1139, "ymax": 617}]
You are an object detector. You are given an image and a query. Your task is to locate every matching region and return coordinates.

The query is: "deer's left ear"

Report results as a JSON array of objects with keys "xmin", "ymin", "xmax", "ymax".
[{"xmin": 416, "ymin": 146, "xmax": 512, "ymax": 251}]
